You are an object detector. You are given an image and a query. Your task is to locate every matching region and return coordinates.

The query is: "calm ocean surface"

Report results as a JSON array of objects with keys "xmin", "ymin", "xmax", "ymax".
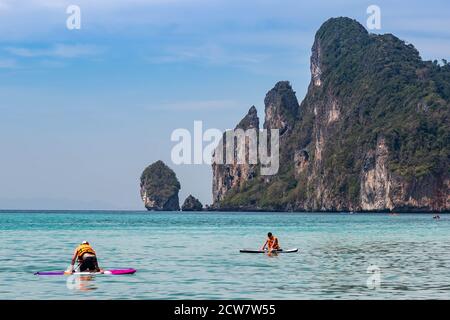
[{"xmin": 0, "ymin": 211, "xmax": 449, "ymax": 299}]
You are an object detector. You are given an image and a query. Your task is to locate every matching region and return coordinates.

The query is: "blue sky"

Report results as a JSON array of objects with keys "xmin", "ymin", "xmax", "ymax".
[{"xmin": 0, "ymin": 0, "xmax": 449, "ymax": 210}]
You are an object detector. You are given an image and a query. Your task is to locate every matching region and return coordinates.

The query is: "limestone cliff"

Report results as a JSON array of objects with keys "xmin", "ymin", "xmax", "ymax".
[
  {"xmin": 264, "ymin": 81, "xmax": 300, "ymax": 137},
  {"xmin": 212, "ymin": 106, "xmax": 259, "ymax": 206},
  {"xmin": 212, "ymin": 17, "xmax": 450, "ymax": 212}
]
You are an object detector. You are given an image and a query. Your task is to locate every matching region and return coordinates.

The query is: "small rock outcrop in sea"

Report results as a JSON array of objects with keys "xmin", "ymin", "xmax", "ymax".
[
  {"xmin": 140, "ymin": 160, "xmax": 180, "ymax": 211},
  {"xmin": 181, "ymin": 195, "xmax": 203, "ymax": 211}
]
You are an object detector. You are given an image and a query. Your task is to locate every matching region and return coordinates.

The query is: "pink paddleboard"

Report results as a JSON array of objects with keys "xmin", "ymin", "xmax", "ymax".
[{"xmin": 35, "ymin": 268, "xmax": 137, "ymax": 276}]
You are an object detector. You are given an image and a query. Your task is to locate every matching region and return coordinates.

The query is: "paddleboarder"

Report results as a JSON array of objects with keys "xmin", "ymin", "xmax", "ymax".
[
  {"xmin": 261, "ymin": 232, "xmax": 280, "ymax": 252},
  {"xmin": 69, "ymin": 241, "xmax": 103, "ymax": 273}
]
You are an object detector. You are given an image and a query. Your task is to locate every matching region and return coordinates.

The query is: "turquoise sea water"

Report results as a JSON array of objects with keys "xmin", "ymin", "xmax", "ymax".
[{"xmin": 0, "ymin": 211, "xmax": 449, "ymax": 299}]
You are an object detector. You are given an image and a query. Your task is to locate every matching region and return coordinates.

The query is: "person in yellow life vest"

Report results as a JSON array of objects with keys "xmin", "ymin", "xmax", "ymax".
[
  {"xmin": 69, "ymin": 241, "xmax": 102, "ymax": 273},
  {"xmin": 261, "ymin": 232, "xmax": 281, "ymax": 252}
]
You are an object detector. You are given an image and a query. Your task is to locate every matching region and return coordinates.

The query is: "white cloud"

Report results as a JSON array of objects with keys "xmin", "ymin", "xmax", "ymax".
[
  {"xmin": 152, "ymin": 99, "xmax": 242, "ymax": 111},
  {"xmin": 147, "ymin": 43, "xmax": 269, "ymax": 66},
  {"xmin": 217, "ymin": 29, "xmax": 314, "ymax": 49},
  {"xmin": 0, "ymin": 1, "xmax": 9, "ymax": 11},
  {"xmin": 7, "ymin": 0, "xmax": 206, "ymax": 11},
  {"xmin": 6, "ymin": 44, "xmax": 105, "ymax": 58},
  {"xmin": 39, "ymin": 59, "xmax": 67, "ymax": 68},
  {"xmin": 0, "ymin": 58, "xmax": 16, "ymax": 68}
]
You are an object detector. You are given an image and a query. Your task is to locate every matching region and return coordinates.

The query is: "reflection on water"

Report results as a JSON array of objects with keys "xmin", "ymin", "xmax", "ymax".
[
  {"xmin": 0, "ymin": 211, "xmax": 449, "ymax": 299},
  {"xmin": 66, "ymin": 275, "xmax": 97, "ymax": 292}
]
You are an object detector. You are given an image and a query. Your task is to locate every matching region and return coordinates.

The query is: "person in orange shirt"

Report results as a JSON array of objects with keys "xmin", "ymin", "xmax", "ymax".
[
  {"xmin": 261, "ymin": 232, "xmax": 280, "ymax": 253},
  {"xmin": 69, "ymin": 241, "xmax": 102, "ymax": 273}
]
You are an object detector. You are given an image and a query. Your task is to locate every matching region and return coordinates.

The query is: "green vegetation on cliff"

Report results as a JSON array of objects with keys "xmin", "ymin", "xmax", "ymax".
[
  {"xmin": 314, "ymin": 18, "xmax": 449, "ymax": 181},
  {"xmin": 215, "ymin": 17, "xmax": 449, "ymax": 212}
]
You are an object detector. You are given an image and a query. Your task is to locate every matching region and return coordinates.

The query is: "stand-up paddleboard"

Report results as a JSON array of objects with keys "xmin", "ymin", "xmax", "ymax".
[
  {"xmin": 240, "ymin": 248, "xmax": 298, "ymax": 253},
  {"xmin": 34, "ymin": 268, "xmax": 137, "ymax": 276}
]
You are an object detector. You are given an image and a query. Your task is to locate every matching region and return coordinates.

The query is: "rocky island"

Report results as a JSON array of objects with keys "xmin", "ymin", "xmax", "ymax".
[
  {"xmin": 140, "ymin": 160, "xmax": 180, "ymax": 211},
  {"xmin": 181, "ymin": 195, "xmax": 203, "ymax": 211},
  {"xmin": 211, "ymin": 17, "xmax": 450, "ymax": 213}
]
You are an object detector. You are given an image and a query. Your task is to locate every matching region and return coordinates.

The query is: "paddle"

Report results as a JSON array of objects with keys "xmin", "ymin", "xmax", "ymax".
[{"xmin": 64, "ymin": 262, "xmax": 81, "ymax": 275}]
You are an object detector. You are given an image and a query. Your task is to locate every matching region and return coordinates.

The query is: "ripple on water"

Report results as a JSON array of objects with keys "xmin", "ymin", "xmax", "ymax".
[{"xmin": 1, "ymin": 211, "xmax": 449, "ymax": 299}]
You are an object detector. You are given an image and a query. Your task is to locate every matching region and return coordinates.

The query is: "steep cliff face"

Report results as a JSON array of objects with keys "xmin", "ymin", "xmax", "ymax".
[
  {"xmin": 212, "ymin": 106, "xmax": 259, "ymax": 205},
  {"xmin": 360, "ymin": 137, "xmax": 394, "ymax": 211},
  {"xmin": 140, "ymin": 160, "xmax": 180, "ymax": 211},
  {"xmin": 264, "ymin": 81, "xmax": 300, "ymax": 136},
  {"xmin": 360, "ymin": 137, "xmax": 449, "ymax": 211},
  {"xmin": 212, "ymin": 17, "xmax": 450, "ymax": 212}
]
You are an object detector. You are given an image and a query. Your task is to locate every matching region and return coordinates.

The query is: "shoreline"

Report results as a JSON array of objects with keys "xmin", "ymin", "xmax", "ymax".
[{"xmin": 0, "ymin": 209, "xmax": 448, "ymax": 214}]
